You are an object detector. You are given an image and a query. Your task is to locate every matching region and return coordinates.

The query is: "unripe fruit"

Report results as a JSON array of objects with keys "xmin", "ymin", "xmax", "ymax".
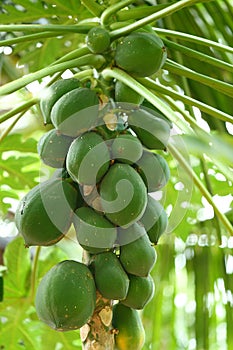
[
  {"xmin": 115, "ymin": 32, "xmax": 167, "ymax": 77},
  {"xmin": 111, "ymin": 133, "xmax": 143, "ymax": 164},
  {"xmin": 86, "ymin": 27, "xmax": 111, "ymax": 53},
  {"xmin": 35, "ymin": 260, "xmax": 96, "ymax": 331}
]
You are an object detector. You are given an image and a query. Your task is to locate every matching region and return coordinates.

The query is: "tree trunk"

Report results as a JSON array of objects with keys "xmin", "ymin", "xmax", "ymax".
[
  {"xmin": 81, "ymin": 251, "xmax": 115, "ymax": 350},
  {"xmin": 81, "ymin": 291, "xmax": 115, "ymax": 350}
]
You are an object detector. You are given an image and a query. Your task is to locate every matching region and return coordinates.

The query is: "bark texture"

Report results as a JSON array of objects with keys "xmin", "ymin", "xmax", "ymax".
[{"xmin": 81, "ymin": 291, "xmax": 115, "ymax": 350}]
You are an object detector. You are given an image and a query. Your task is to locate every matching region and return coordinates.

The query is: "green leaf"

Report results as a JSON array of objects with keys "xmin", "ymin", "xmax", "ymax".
[
  {"xmin": 0, "ymin": 134, "xmax": 37, "ymax": 153},
  {"xmin": 0, "ymin": 276, "xmax": 3, "ymax": 302},
  {"xmin": 0, "ymin": 0, "xmax": 82, "ymax": 24},
  {"xmin": 3, "ymin": 236, "xmax": 31, "ymax": 298}
]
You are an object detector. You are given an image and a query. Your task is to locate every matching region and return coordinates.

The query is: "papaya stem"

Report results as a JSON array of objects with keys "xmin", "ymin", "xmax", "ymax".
[
  {"xmin": 0, "ymin": 54, "xmax": 104, "ymax": 96},
  {"xmin": 80, "ymin": 0, "xmax": 104, "ymax": 17},
  {"xmin": 81, "ymin": 251, "xmax": 115, "ymax": 349},
  {"xmin": 0, "ymin": 98, "xmax": 38, "ymax": 124},
  {"xmin": 168, "ymin": 143, "xmax": 233, "ymax": 237},
  {"xmin": 0, "ymin": 111, "xmax": 26, "ymax": 142},
  {"xmin": 100, "ymin": 0, "xmax": 135, "ymax": 26},
  {"xmin": 0, "ymin": 31, "xmax": 63, "ymax": 46},
  {"xmin": 110, "ymin": 0, "xmax": 204, "ymax": 39},
  {"xmin": 0, "ymin": 24, "xmax": 96, "ymax": 34}
]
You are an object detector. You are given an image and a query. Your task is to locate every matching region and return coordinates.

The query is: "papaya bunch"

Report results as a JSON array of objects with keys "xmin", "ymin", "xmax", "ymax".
[{"xmin": 15, "ymin": 26, "xmax": 170, "ymax": 349}]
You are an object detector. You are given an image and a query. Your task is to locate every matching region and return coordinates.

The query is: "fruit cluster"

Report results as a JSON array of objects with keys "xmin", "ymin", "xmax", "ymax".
[{"xmin": 15, "ymin": 29, "xmax": 170, "ymax": 349}]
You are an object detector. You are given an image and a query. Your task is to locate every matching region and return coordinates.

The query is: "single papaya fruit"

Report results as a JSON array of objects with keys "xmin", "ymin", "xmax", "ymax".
[
  {"xmin": 35, "ymin": 260, "xmax": 96, "ymax": 331},
  {"xmin": 50, "ymin": 87, "xmax": 99, "ymax": 137},
  {"xmin": 121, "ymin": 274, "xmax": 154, "ymax": 310},
  {"xmin": 93, "ymin": 252, "xmax": 129, "ymax": 300},
  {"xmin": 128, "ymin": 108, "xmax": 170, "ymax": 150},
  {"xmin": 115, "ymin": 32, "xmax": 166, "ymax": 77},
  {"xmin": 66, "ymin": 131, "xmax": 110, "ymax": 185},
  {"xmin": 140, "ymin": 195, "xmax": 168, "ymax": 244},
  {"xmin": 99, "ymin": 163, "xmax": 147, "ymax": 227},
  {"xmin": 119, "ymin": 228, "xmax": 156, "ymax": 277},
  {"xmin": 142, "ymin": 100, "xmax": 173, "ymax": 128},
  {"xmin": 37, "ymin": 129, "xmax": 74, "ymax": 168},
  {"xmin": 15, "ymin": 179, "xmax": 79, "ymax": 246},
  {"xmin": 73, "ymin": 206, "xmax": 117, "ymax": 254},
  {"xmin": 117, "ymin": 221, "xmax": 146, "ymax": 246},
  {"xmin": 111, "ymin": 133, "xmax": 143, "ymax": 164},
  {"xmin": 135, "ymin": 150, "xmax": 170, "ymax": 192},
  {"xmin": 40, "ymin": 78, "xmax": 81, "ymax": 125},
  {"xmin": 86, "ymin": 27, "xmax": 111, "ymax": 53},
  {"xmin": 112, "ymin": 303, "xmax": 145, "ymax": 350},
  {"xmin": 115, "ymin": 80, "xmax": 144, "ymax": 106}
]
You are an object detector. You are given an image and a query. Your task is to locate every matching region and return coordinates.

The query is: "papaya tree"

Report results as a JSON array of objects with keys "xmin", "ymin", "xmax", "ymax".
[{"xmin": 0, "ymin": 1, "xmax": 232, "ymax": 349}]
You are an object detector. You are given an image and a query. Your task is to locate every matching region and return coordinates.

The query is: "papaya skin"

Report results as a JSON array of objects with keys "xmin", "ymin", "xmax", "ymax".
[
  {"xmin": 99, "ymin": 163, "xmax": 147, "ymax": 227},
  {"xmin": 39, "ymin": 78, "xmax": 81, "ymax": 125},
  {"xmin": 73, "ymin": 206, "xmax": 117, "ymax": 254},
  {"xmin": 112, "ymin": 303, "xmax": 145, "ymax": 350},
  {"xmin": 37, "ymin": 129, "xmax": 74, "ymax": 168},
  {"xmin": 66, "ymin": 131, "xmax": 110, "ymax": 186},
  {"xmin": 111, "ymin": 133, "xmax": 143, "ymax": 164},
  {"xmin": 128, "ymin": 108, "xmax": 171, "ymax": 150},
  {"xmin": 93, "ymin": 252, "xmax": 129, "ymax": 300},
  {"xmin": 140, "ymin": 195, "xmax": 168, "ymax": 244},
  {"xmin": 15, "ymin": 179, "xmax": 79, "ymax": 247},
  {"xmin": 135, "ymin": 150, "xmax": 170, "ymax": 192},
  {"xmin": 86, "ymin": 27, "xmax": 111, "ymax": 53},
  {"xmin": 35, "ymin": 260, "xmax": 96, "ymax": 331},
  {"xmin": 115, "ymin": 32, "xmax": 167, "ymax": 77},
  {"xmin": 50, "ymin": 87, "xmax": 99, "ymax": 137},
  {"xmin": 121, "ymin": 274, "xmax": 155, "ymax": 310},
  {"xmin": 119, "ymin": 226, "xmax": 157, "ymax": 277}
]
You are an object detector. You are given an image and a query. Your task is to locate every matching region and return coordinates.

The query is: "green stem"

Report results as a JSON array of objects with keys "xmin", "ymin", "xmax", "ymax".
[
  {"xmin": 0, "ymin": 70, "xmax": 94, "ymax": 125},
  {"xmin": 30, "ymin": 246, "xmax": 41, "ymax": 300},
  {"xmin": 0, "ymin": 111, "xmax": 25, "ymax": 143},
  {"xmin": 163, "ymin": 38, "xmax": 233, "ymax": 73},
  {"xmin": 101, "ymin": 67, "xmax": 192, "ymax": 133},
  {"xmin": 154, "ymin": 27, "xmax": 233, "ymax": 55},
  {"xmin": 168, "ymin": 142, "xmax": 233, "ymax": 236},
  {"xmin": 110, "ymin": 0, "xmax": 203, "ymax": 39},
  {"xmin": 0, "ymin": 31, "xmax": 64, "ymax": 47},
  {"xmin": 0, "ymin": 99, "xmax": 38, "ymax": 124},
  {"xmin": 0, "ymin": 24, "xmax": 96, "ymax": 34},
  {"xmin": 51, "ymin": 46, "xmax": 90, "ymax": 65},
  {"xmin": 164, "ymin": 59, "xmax": 233, "ymax": 98},
  {"xmin": 116, "ymin": 4, "xmax": 170, "ymax": 22},
  {"xmin": 137, "ymin": 77, "xmax": 233, "ymax": 123},
  {"xmin": 100, "ymin": 0, "xmax": 135, "ymax": 26},
  {"xmin": 0, "ymin": 54, "xmax": 104, "ymax": 96},
  {"xmin": 80, "ymin": 0, "xmax": 104, "ymax": 17}
]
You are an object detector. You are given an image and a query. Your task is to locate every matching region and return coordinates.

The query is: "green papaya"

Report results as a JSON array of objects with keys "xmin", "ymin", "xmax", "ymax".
[
  {"xmin": 40, "ymin": 78, "xmax": 81, "ymax": 124},
  {"xmin": 37, "ymin": 129, "xmax": 74, "ymax": 168},
  {"xmin": 115, "ymin": 80, "xmax": 144, "ymax": 106},
  {"xmin": 140, "ymin": 195, "xmax": 168, "ymax": 244},
  {"xmin": 35, "ymin": 260, "xmax": 96, "ymax": 331},
  {"xmin": 112, "ymin": 303, "xmax": 145, "ymax": 350},
  {"xmin": 73, "ymin": 206, "xmax": 117, "ymax": 254},
  {"xmin": 135, "ymin": 150, "xmax": 170, "ymax": 192},
  {"xmin": 119, "ymin": 227, "xmax": 156, "ymax": 276},
  {"xmin": 128, "ymin": 108, "xmax": 170, "ymax": 150},
  {"xmin": 121, "ymin": 274, "xmax": 154, "ymax": 310},
  {"xmin": 66, "ymin": 131, "xmax": 110, "ymax": 185},
  {"xmin": 99, "ymin": 163, "xmax": 147, "ymax": 227},
  {"xmin": 117, "ymin": 221, "xmax": 146, "ymax": 246},
  {"xmin": 115, "ymin": 31, "xmax": 166, "ymax": 77},
  {"xmin": 50, "ymin": 87, "xmax": 99, "ymax": 137},
  {"xmin": 111, "ymin": 133, "xmax": 143, "ymax": 164},
  {"xmin": 93, "ymin": 252, "xmax": 129, "ymax": 300},
  {"xmin": 86, "ymin": 27, "xmax": 111, "ymax": 53},
  {"xmin": 15, "ymin": 179, "xmax": 79, "ymax": 246},
  {"xmin": 142, "ymin": 100, "xmax": 173, "ymax": 128}
]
